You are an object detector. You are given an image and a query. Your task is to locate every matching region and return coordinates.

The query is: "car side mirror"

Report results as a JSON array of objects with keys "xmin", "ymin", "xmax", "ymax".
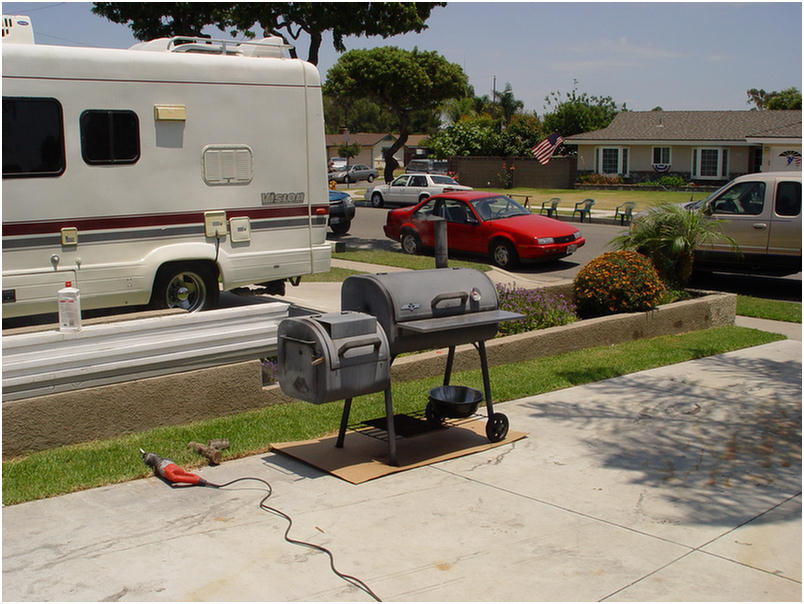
[
  {"xmin": 466, "ymin": 215, "xmax": 479, "ymax": 225},
  {"xmin": 703, "ymin": 201, "xmax": 714, "ymax": 216}
]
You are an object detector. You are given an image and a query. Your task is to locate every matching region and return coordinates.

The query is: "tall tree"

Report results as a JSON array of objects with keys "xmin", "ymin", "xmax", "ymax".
[
  {"xmin": 324, "ymin": 46, "xmax": 467, "ymax": 181},
  {"xmin": 493, "ymin": 83, "xmax": 524, "ymax": 127},
  {"xmin": 746, "ymin": 87, "xmax": 802, "ymax": 110},
  {"xmin": 92, "ymin": 2, "xmax": 446, "ymax": 65},
  {"xmin": 542, "ymin": 88, "xmax": 625, "ymax": 137}
]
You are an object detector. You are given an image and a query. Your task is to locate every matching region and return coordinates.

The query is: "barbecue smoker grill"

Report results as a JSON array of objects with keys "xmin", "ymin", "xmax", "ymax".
[{"xmin": 276, "ymin": 269, "xmax": 522, "ymax": 466}]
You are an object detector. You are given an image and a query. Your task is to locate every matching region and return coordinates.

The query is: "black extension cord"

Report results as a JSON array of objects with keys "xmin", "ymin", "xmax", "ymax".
[{"xmin": 203, "ymin": 476, "xmax": 382, "ymax": 602}]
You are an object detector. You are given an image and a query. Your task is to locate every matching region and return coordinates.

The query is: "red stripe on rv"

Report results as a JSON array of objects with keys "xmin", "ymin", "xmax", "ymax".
[{"xmin": 2, "ymin": 206, "xmax": 329, "ymax": 236}]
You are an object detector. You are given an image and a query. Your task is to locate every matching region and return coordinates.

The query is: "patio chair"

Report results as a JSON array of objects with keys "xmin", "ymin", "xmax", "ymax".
[
  {"xmin": 539, "ymin": 197, "xmax": 560, "ymax": 217},
  {"xmin": 572, "ymin": 198, "xmax": 595, "ymax": 222},
  {"xmin": 614, "ymin": 202, "xmax": 636, "ymax": 225}
]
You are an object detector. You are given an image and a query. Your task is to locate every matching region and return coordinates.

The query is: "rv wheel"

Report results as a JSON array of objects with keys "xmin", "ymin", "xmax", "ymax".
[{"xmin": 152, "ymin": 263, "xmax": 219, "ymax": 312}]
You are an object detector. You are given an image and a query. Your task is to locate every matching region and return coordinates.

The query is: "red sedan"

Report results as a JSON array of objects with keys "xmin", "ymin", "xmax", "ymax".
[{"xmin": 383, "ymin": 191, "xmax": 586, "ymax": 269}]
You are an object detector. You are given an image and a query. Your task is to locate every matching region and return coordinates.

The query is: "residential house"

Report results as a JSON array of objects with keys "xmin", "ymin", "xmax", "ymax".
[
  {"xmin": 325, "ymin": 131, "xmax": 403, "ymax": 170},
  {"xmin": 565, "ymin": 110, "xmax": 802, "ymax": 184}
]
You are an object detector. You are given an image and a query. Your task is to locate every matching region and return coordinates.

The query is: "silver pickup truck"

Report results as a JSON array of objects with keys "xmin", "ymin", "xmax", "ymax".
[{"xmin": 687, "ymin": 171, "xmax": 801, "ymax": 276}]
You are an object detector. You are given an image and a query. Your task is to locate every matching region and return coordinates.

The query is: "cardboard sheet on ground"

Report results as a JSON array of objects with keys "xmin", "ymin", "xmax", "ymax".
[{"xmin": 271, "ymin": 416, "xmax": 527, "ymax": 484}]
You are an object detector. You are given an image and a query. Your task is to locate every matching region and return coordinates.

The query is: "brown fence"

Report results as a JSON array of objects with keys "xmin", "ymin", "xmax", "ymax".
[{"xmin": 450, "ymin": 156, "xmax": 577, "ymax": 189}]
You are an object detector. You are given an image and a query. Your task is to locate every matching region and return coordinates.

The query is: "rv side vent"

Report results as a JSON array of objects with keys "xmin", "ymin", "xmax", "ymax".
[
  {"xmin": 2, "ymin": 15, "xmax": 35, "ymax": 44},
  {"xmin": 202, "ymin": 145, "xmax": 254, "ymax": 185}
]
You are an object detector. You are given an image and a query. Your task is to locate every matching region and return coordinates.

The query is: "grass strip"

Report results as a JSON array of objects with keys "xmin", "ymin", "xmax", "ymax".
[
  {"xmin": 2, "ymin": 326, "xmax": 783, "ymax": 506},
  {"xmin": 736, "ymin": 295, "xmax": 801, "ymax": 323},
  {"xmin": 332, "ymin": 249, "xmax": 490, "ymax": 271},
  {"xmin": 304, "ymin": 266, "xmax": 366, "ymax": 282}
]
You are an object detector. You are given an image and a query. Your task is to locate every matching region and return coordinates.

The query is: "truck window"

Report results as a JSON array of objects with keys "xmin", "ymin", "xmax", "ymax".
[
  {"xmin": 2, "ymin": 97, "xmax": 65, "ymax": 178},
  {"xmin": 711, "ymin": 181, "xmax": 765, "ymax": 215},
  {"xmin": 775, "ymin": 181, "xmax": 801, "ymax": 217},
  {"xmin": 80, "ymin": 110, "xmax": 140, "ymax": 165}
]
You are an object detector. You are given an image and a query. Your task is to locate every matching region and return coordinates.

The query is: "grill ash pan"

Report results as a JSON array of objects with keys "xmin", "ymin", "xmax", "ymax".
[{"xmin": 277, "ymin": 311, "xmax": 390, "ymax": 404}]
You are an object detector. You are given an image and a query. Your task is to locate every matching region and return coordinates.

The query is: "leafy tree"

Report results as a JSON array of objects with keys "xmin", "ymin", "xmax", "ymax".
[
  {"xmin": 541, "ymin": 88, "xmax": 625, "ymax": 137},
  {"xmin": 92, "ymin": 2, "xmax": 446, "ymax": 65},
  {"xmin": 324, "ymin": 46, "xmax": 467, "ymax": 181},
  {"xmin": 337, "ymin": 142, "xmax": 361, "ymax": 165},
  {"xmin": 746, "ymin": 87, "xmax": 802, "ymax": 110},
  {"xmin": 425, "ymin": 114, "xmax": 540, "ymax": 158}
]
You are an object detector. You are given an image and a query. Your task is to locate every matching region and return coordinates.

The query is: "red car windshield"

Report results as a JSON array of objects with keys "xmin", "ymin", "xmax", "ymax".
[{"xmin": 470, "ymin": 195, "xmax": 530, "ymax": 221}]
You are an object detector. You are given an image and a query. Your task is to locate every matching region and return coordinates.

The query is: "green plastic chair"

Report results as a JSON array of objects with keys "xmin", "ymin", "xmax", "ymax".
[
  {"xmin": 614, "ymin": 202, "xmax": 637, "ymax": 225},
  {"xmin": 539, "ymin": 197, "xmax": 560, "ymax": 217},
  {"xmin": 572, "ymin": 198, "xmax": 595, "ymax": 222}
]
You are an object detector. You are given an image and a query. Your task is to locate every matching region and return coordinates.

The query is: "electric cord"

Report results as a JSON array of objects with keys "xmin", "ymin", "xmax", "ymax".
[{"xmin": 206, "ymin": 476, "xmax": 382, "ymax": 602}]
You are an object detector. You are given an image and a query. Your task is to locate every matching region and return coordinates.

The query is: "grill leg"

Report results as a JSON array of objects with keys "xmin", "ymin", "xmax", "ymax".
[
  {"xmin": 384, "ymin": 386, "xmax": 398, "ymax": 466},
  {"xmin": 336, "ymin": 397, "xmax": 353, "ymax": 448},
  {"xmin": 478, "ymin": 341, "xmax": 494, "ymax": 415},
  {"xmin": 443, "ymin": 345, "xmax": 456, "ymax": 386}
]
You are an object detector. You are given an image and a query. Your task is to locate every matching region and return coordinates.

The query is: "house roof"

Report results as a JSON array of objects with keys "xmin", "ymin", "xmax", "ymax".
[
  {"xmin": 565, "ymin": 110, "xmax": 802, "ymax": 143},
  {"xmin": 325, "ymin": 132, "xmax": 394, "ymax": 147}
]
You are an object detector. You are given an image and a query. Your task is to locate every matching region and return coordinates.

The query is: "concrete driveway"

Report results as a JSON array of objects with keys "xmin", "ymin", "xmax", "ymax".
[{"xmin": 2, "ymin": 340, "xmax": 800, "ymax": 601}]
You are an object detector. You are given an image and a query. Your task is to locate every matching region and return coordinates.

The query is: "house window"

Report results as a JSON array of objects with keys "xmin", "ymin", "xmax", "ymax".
[
  {"xmin": 80, "ymin": 110, "xmax": 140, "ymax": 165},
  {"xmin": 597, "ymin": 147, "xmax": 628, "ymax": 175},
  {"xmin": 2, "ymin": 96, "xmax": 65, "ymax": 178},
  {"xmin": 692, "ymin": 148, "xmax": 728, "ymax": 179},
  {"xmin": 652, "ymin": 147, "xmax": 671, "ymax": 164}
]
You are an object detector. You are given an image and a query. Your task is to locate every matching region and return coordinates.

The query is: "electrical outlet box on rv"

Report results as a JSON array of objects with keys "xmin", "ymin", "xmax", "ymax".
[{"xmin": 2, "ymin": 22, "xmax": 331, "ymax": 318}]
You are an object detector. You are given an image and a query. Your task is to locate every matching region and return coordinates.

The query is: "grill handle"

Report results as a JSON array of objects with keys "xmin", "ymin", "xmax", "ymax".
[
  {"xmin": 431, "ymin": 291, "xmax": 468, "ymax": 311},
  {"xmin": 338, "ymin": 335, "xmax": 382, "ymax": 358}
]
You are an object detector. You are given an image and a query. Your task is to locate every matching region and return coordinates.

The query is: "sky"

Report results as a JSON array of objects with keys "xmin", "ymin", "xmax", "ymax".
[{"xmin": 3, "ymin": 1, "xmax": 801, "ymax": 114}]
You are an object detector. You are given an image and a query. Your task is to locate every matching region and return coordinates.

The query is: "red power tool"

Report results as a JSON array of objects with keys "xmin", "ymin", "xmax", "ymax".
[{"xmin": 140, "ymin": 448, "xmax": 208, "ymax": 486}]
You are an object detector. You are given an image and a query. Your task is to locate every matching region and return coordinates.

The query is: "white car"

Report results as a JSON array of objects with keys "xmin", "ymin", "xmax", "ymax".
[{"xmin": 365, "ymin": 173, "xmax": 472, "ymax": 207}]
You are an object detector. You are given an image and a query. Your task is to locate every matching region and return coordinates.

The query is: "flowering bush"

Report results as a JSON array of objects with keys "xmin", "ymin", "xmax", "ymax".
[
  {"xmin": 573, "ymin": 251, "xmax": 665, "ymax": 318},
  {"xmin": 261, "ymin": 358, "xmax": 278, "ymax": 385},
  {"xmin": 496, "ymin": 283, "xmax": 576, "ymax": 336}
]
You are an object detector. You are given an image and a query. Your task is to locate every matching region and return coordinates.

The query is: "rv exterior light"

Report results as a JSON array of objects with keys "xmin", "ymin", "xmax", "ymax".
[{"xmin": 154, "ymin": 104, "xmax": 186, "ymax": 121}]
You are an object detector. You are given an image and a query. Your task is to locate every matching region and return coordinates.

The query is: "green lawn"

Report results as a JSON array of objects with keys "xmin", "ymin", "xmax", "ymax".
[
  {"xmin": 737, "ymin": 295, "xmax": 802, "ymax": 323},
  {"xmin": 332, "ymin": 248, "xmax": 490, "ymax": 271},
  {"xmin": 2, "ymin": 325, "xmax": 783, "ymax": 505}
]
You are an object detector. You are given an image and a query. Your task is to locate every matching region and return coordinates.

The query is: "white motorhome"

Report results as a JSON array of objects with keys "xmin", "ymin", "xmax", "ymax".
[{"xmin": 2, "ymin": 18, "xmax": 330, "ymax": 318}]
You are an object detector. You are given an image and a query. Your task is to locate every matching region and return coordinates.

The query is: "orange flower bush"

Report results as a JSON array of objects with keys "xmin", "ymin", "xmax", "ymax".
[{"xmin": 573, "ymin": 250, "xmax": 665, "ymax": 318}]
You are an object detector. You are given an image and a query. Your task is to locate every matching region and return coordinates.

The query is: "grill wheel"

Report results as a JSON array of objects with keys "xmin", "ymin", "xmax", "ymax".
[{"xmin": 486, "ymin": 413, "xmax": 509, "ymax": 442}]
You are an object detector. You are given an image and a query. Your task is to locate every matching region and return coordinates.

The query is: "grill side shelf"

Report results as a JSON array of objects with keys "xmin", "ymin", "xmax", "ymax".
[{"xmin": 396, "ymin": 310, "xmax": 524, "ymax": 334}]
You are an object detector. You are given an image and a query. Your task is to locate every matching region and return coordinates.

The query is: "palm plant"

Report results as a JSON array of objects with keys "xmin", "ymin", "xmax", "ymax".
[{"xmin": 611, "ymin": 202, "xmax": 738, "ymax": 288}]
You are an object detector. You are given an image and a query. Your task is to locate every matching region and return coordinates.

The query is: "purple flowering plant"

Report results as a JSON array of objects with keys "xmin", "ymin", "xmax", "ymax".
[{"xmin": 495, "ymin": 283, "xmax": 577, "ymax": 336}]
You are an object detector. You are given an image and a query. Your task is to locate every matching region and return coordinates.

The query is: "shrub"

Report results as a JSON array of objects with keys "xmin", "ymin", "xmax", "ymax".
[
  {"xmin": 496, "ymin": 284, "xmax": 576, "ymax": 336},
  {"xmin": 261, "ymin": 358, "xmax": 278, "ymax": 385},
  {"xmin": 573, "ymin": 251, "xmax": 665, "ymax": 318},
  {"xmin": 578, "ymin": 173, "xmax": 623, "ymax": 185}
]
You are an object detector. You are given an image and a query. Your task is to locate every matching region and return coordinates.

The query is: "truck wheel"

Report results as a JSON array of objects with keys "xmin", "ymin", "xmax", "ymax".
[
  {"xmin": 371, "ymin": 192, "xmax": 384, "ymax": 208},
  {"xmin": 152, "ymin": 263, "xmax": 219, "ymax": 312},
  {"xmin": 331, "ymin": 220, "xmax": 350, "ymax": 235}
]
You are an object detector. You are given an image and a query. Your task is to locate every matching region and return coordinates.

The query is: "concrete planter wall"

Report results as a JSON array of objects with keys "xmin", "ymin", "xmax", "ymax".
[{"xmin": 2, "ymin": 291, "xmax": 736, "ymax": 457}]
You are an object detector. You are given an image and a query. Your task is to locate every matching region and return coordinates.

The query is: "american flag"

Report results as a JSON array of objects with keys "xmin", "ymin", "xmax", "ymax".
[{"xmin": 531, "ymin": 133, "xmax": 564, "ymax": 165}]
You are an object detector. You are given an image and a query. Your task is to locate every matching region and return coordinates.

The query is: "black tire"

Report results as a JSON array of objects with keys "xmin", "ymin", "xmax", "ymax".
[
  {"xmin": 367, "ymin": 174, "xmax": 375, "ymax": 183},
  {"xmin": 400, "ymin": 231, "xmax": 422, "ymax": 255},
  {"xmin": 330, "ymin": 220, "xmax": 350, "ymax": 235},
  {"xmin": 151, "ymin": 262, "xmax": 219, "ymax": 313},
  {"xmin": 490, "ymin": 239, "xmax": 519, "ymax": 269},
  {"xmin": 485, "ymin": 413, "xmax": 509, "ymax": 443},
  {"xmin": 371, "ymin": 192, "xmax": 384, "ymax": 208},
  {"xmin": 419, "ymin": 194, "xmax": 430, "ymax": 204}
]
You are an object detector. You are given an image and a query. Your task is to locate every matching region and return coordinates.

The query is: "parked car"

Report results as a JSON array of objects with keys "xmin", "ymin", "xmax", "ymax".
[
  {"xmin": 328, "ymin": 163, "xmax": 378, "ymax": 183},
  {"xmin": 366, "ymin": 173, "xmax": 472, "ymax": 208},
  {"xmin": 405, "ymin": 158, "xmax": 449, "ymax": 174},
  {"xmin": 328, "ymin": 189, "xmax": 355, "ymax": 235},
  {"xmin": 383, "ymin": 191, "xmax": 586, "ymax": 269},
  {"xmin": 682, "ymin": 171, "xmax": 801, "ymax": 276},
  {"xmin": 328, "ymin": 157, "xmax": 347, "ymax": 171}
]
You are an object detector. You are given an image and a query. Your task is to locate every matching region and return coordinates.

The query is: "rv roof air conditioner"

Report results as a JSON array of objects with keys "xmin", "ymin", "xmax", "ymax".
[
  {"xmin": 2, "ymin": 15, "xmax": 35, "ymax": 44},
  {"xmin": 129, "ymin": 36, "xmax": 291, "ymax": 59}
]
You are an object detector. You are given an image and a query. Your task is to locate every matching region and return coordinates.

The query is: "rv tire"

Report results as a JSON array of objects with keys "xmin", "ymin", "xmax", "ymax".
[{"xmin": 152, "ymin": 262, "xmax": 219, "ymax": 313}]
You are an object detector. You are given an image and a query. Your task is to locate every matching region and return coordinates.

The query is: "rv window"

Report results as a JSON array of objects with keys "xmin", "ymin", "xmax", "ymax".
[
  {"xmin": 80, "ymin": 110, "xmax": 140, "ymax": 165},
  {"xmin": 2, "ymin": 97, "xmax": 65, "ymax": 178}
]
